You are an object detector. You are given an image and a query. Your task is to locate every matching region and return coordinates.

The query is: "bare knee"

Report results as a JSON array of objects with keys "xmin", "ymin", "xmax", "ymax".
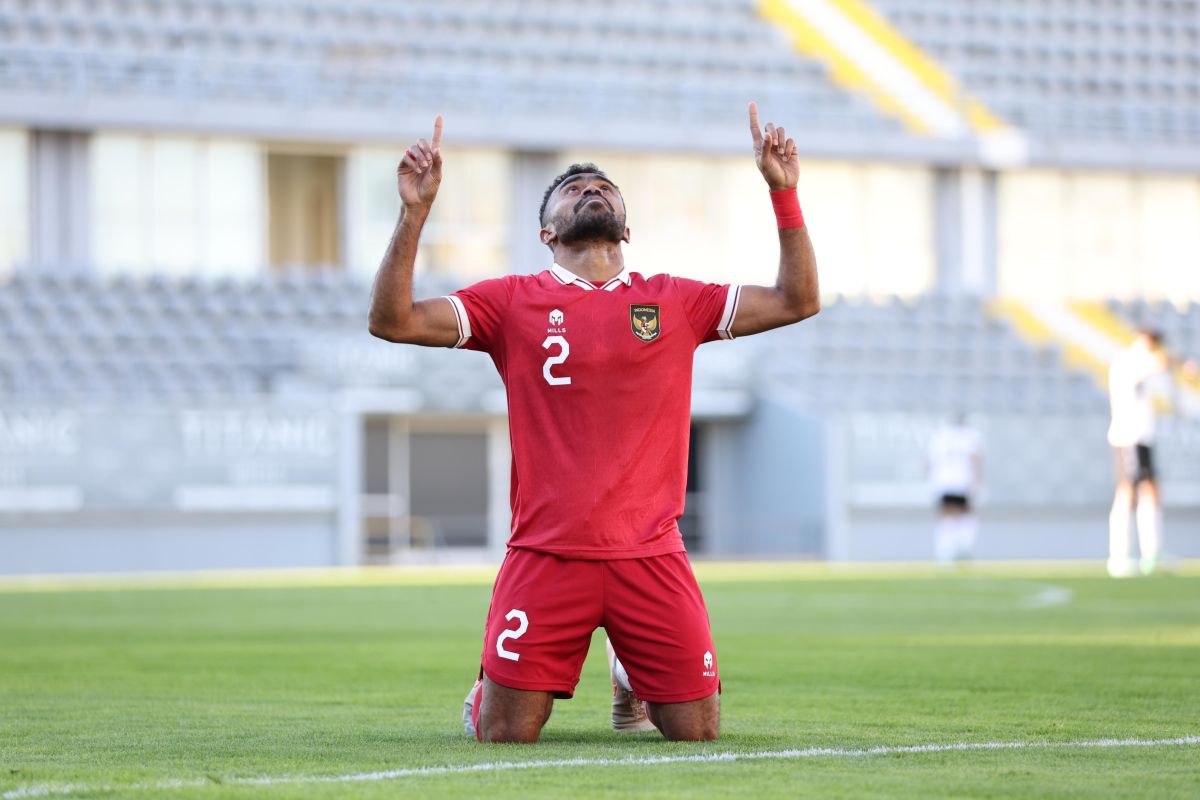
[
  {"xmin": 663, "ymin": 720, "xmax": 719, "ymax": 742},
  {"xmin": 646, "ymin": 692, "xmax": 720, "ymax": 741},
  {"xmin": 477, "ymin": 676, "xmax": 553, "ymax": 744},
  {"xmin": 478, "ymin": 719, "xmax": 544, "ymax": 744}
]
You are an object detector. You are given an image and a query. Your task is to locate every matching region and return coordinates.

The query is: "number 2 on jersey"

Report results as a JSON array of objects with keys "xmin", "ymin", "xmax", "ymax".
[
  {"xmin": 542, "ymin": 335, "xmax": 571, "ymax": 386},
  {"xmin": 496, "ymin": 609, "xmax": 528, "ymax": 661}
]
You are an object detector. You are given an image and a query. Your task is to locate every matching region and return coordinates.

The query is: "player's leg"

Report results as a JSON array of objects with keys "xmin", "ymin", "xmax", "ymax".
[
  {"xmin": 470, "ymin": 549, "xmax": 601, "ymax": 743},
  {"xmin": 934, "ymin": 513, "xmax": 955, "ymax": 564},
  {"xmin": 602, "ymin": 553, "xmax": 722, "ymax": 742},
  {"xmin": 955, "ymin": 496, "xmax": 978, "ymax": 561},
  {"xmin": 476, "ymin": 676, "xmax": 554, "ymax": 743},
  {"xmin": 1108, "ymin": 483, "xmax": 1135, "ymax": 577},
  {"xmin": 462, "ymin": 673, "xmax": 555, "ymax": 743},
  {"xmin": 644, "ymin": 693, "xmax": 719, "ymax": 740},
  {"xmin": 935, "ymin": 495, "xmax": 963, "ymax": 564},
  {"xmin": 1108, "ymin": 448, "xmax": 1136, "ymax": 577},
  {"xmin": 606, "ymin": 638, "xmax": 656, "ymax": 732},
  {"xmin": 607, "ymin": 638, "xmax": 717, "ymax": 739},
  {"xmin": 1135, "ymin": 477, "xmax": 1162, "ymax": 575}
]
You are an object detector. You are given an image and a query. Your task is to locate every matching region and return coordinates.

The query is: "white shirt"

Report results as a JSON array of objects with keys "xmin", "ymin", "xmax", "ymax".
[
  {"xmin": 927, "ymin": 424, "xmax": 982, "ymax": 495},
  {"xmin": 1107, "ymin": 345, "xmax": 1168, "ymax": 447}
]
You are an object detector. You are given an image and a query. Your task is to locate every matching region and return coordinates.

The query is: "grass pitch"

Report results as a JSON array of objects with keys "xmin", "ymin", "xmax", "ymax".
[{"xmin": 1, "ymin": 562, "xmax": 1197, "ymax": 798}]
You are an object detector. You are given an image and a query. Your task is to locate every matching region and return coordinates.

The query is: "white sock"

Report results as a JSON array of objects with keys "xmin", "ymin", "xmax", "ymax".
[
  {"xmin": 1136, "ymin": 496, "xmax": 1162, "ymax": 562},
  {"xmin": 956, "ymin": 514, "xmax": 978, "ymax": 559},
  {"xmin": 607, "ymin": 639, "xmax": 633, "ymax": 692},
  {"xmin": 1109, "ymin": 499, "xmax": 1132, "ymax": 566},
  {"xmin": 934, "ymin": 517, "xmax": 956, "ymax": 563}
]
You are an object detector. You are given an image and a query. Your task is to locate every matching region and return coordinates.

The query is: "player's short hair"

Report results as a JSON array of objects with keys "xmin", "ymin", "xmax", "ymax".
[
  {"xmin": 539, "ymin": 163, "xmax": 612, "ymax": 226},
  {"xmin": 1139, "ymin": 327, "xmax": 1165, "ymax": 347}
]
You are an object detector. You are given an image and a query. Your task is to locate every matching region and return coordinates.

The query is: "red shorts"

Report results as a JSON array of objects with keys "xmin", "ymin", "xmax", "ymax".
[{"xmin": 479, "ymin": 548, "xmax": 719, "ymax": 704}]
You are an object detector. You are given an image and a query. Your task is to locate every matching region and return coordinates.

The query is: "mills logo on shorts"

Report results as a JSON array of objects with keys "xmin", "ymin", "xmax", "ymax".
[
  {"xmin": 630, "ymin": 304, "xmax": 660, "ymax": 342},
  {"xmin": 702, "ymin": 650, "xmax": 716, "ymax": 677}
]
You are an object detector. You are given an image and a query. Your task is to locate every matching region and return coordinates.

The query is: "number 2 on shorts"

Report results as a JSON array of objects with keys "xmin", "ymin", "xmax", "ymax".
[{"xmin": 495, "ymin": 609, "xmax": 528, "ymax": 662}]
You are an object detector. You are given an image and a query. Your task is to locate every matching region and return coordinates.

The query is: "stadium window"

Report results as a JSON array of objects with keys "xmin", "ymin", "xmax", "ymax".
[
  {"xmin": 91, "ymin": 133, "xmax": 264, "ymax": 277},
  {"xmin": 0, "ymin": 128, "xmax": 30, "ymax": 278},
  {"xmin": 343, "ymin": 146, "xmax": 509, "ymax": 281},
  {"xmin": 409, "ymin": 431, "xmax": 489, "ymax": 549},
  {"xmin": 267, "ymin": 151, "xmax": 343, "ymax": 272},
  {"xmin": 359, "ymin": 418, "xmax": 492, "ymax": 560}
]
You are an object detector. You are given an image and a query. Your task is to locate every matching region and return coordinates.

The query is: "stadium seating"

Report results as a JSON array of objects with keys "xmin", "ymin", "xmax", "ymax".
[
  {"xmin": 870, "ymin": 0, "xmax": 1200, "ymax": 145},
  {"xmin": 3, "ymin": 0, "xmax": 1196, "ymax": 152},
  {"xmin": 754, "ymin": 293, "xmax": 1106, "ymax": 414},
  {"xmin": 1108, "ymin": 298, "xmax": 1200, "ymax": 357},
  {"xmin": 0, "ymin": 271, "xmax": 1107, "ymax": 415},
  {"xmin": 0, "ymin": 0, "xmax": 898, "ymax": 140}
]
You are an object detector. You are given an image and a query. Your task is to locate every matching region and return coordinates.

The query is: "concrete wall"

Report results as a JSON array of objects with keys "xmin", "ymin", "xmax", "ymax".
[
  {"xmin": 703, "ymin": 399, "xmax": 827, "ymax": 556},
  {"xmin": 846, "ymin": 506, "xmax": 1200, "ymax": 561},
  {"xmin": 0, "ymin": 513, "xmax": 336, "ymax": 574}
]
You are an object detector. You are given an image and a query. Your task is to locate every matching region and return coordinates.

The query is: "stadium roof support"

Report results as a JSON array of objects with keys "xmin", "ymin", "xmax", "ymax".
[{"xmin": 29, "ymin": 130, "xmax": 91, "ymax": 271}]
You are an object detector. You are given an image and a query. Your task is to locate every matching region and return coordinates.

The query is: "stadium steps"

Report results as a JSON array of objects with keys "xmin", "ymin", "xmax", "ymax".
[
  {"xmin": 868, "ymin": 0, "xmax": 1200, "ymax": 148},
  {"xmin": 756, "ymin": 0, "xmax": 1015, "ymax": 146}
]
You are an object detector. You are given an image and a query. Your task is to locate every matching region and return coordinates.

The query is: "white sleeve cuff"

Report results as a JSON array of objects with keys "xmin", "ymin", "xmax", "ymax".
[
  {"xmin": 444, "ymin": 295, "xmax": 472, "ymax": 348},
  {"xmin": 716, "ymin": 284, "xmax": 743, "ymax": 340}
]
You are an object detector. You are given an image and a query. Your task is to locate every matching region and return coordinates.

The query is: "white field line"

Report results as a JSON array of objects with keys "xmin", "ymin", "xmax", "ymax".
[
  {"xmin": 4, "ymin": 736, "xmax": 1197, "ymax": 798},
  {"xmin": 1019, "ymin": 582, "xmax": 1074, "ymax": 609}
]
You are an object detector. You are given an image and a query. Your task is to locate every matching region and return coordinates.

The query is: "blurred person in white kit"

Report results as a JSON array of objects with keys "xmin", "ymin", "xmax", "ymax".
[
  {"xmin": 927, "ymin": 415, "xmax": 984, "ymax": 564},
  {"xmin": 1106, "ymin": 328, "xmax": 1195, "ymax": 577}
]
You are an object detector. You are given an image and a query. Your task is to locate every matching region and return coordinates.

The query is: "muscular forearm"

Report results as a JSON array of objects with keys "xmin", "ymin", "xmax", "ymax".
[
  {"xmin": 368, "ymin": 205, "xmax": 430, "ymax": 339},
  {"xmin": 732, "ymin": 105, "xmax": 820, "ymax": 336},
  {"xmin": 728, "ymin": 199, "xmax": 819, "ymax": 337},
  {"xmin": 774, "ymin": 225, "xmax": 819, "ymax": 319}
]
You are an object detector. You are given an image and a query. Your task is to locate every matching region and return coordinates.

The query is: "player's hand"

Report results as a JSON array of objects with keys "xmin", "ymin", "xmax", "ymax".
[
  {"xmin": 748, "ymin": 102, "xmax": 798, "ymax": 191},
  {"xmin": 398, "ymin": 116, "xmax": 443, "ymax": 211}
]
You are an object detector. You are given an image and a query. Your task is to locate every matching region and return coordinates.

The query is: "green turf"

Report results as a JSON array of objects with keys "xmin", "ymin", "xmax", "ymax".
[{"xmin": 1, "ymin": 563, "xmax": 1197, "ymax": 798}]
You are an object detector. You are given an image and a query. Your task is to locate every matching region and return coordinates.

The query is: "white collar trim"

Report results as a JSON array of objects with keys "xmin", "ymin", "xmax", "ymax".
[{"xmin": 549, "ymin": 263, "xmax": 631, "ymax": 291}]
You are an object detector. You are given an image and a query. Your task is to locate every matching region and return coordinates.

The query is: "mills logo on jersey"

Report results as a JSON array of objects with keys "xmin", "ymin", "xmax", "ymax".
[{"xmin": 630, "ymin": 304, "xmax": 660, "ymax": 342}]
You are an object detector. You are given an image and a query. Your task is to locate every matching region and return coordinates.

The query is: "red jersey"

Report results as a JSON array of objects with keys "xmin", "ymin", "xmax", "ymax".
[{"xmin": 446, "ymin": 263, "xmax": 741, "ymax": 559}]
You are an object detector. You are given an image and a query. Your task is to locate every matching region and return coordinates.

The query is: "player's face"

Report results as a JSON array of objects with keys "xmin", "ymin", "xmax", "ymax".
[{"xmin": 544, "ymin": 174, "xmax": 629, "ymax": 247}]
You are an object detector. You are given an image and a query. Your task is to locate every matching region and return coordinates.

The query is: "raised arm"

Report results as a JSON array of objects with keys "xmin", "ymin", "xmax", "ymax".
[
  {"xmin": 730, "ymin": 102, "xmax": 820, "ymax": 338},
  {"xmin": 368, "ymin": 116, "xmax": 461, "ymax": 347}
]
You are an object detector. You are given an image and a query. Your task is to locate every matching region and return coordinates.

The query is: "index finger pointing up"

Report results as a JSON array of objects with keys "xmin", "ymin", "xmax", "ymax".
[
  {"xmin": 432, "ymin": 115, "xmax": 444, "ymax": 150},
  {"xmin": 748, "ymin": 102, "xmax": 763, "ymax": 147}
]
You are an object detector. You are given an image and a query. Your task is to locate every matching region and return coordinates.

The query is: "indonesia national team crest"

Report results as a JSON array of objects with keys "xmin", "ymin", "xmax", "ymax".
[{"xmin": 630, "ymin": 304, "xmax": 660, "ymax": 342}]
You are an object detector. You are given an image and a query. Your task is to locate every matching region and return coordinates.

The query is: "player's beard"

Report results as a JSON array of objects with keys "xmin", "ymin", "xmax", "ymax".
[{"xmin": 554, "ymin": 199, "xmax": 625, "ymax": 246}]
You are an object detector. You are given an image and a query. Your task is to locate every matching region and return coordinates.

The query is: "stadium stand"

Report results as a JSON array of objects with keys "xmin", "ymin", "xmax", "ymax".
[
  {"xmin": 0, "ymin": 0, "xmax": 901, "ymax": 149},
  {"xmin": 0, "ymin": 0, "xmax": 1194, "ymax": 164},
  {"xmin": 1110, "ymin": 299, "xmax": 1200, "ymax": 356},
  {"xmin": 754, "ymin": 294, "xmax": 1105, "ymax": 414},
  {"xmin": 870, "ymin": 0, "xmax": 1200, "ymax": 147},
  {"xmin": 0, "ymin": 272, "xmax": 1105, "ymax": 414}
]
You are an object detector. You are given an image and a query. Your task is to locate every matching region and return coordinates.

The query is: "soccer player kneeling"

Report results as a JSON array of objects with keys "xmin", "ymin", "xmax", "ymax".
[{"xmin": 369, "ymin": 104, "xmax": 820, "ymax": 742}]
